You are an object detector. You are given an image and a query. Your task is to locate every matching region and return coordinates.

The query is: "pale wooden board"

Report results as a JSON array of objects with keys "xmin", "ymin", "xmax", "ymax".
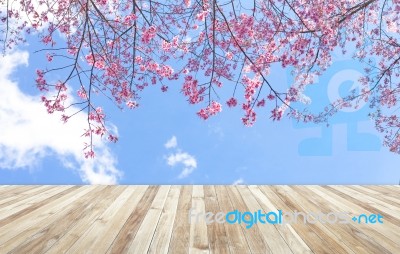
[
  {"xmin": 0, "ymin": 185, "xmax": 398, "ymax": 254},
  {"xmin": 289, "ymin": 185, "xmax": 390, "ymax": 254},
  {"xmin": 64, "ymin": 186, "xmax": 139, "ymax": 253},
  {"xmin": 45, "ymin": 186, "xmax": 127, "ymax": 253},
  {"xmin": 260, "ymin": 186, "xmax": 344, "ymax": 254},
  {"xmin": 307, "ymin": 186, "xmax": 400, "ymax": 254},
  {"xmin": 189, "ymin": 185, "xmax": 210, "ymax": 254},
  {"xmin": 327, "ymin": 186, "xmax": 400, "ymax": 232},
  {"xmin": 236, "ymin": 185, "xmax": 293, "ymax": 254},
  {"xmin": 6, "ymin": 186, "xmax": 109, "ymax": 253},
  {"xmin": 270, "ymin": 186, "xmax": 357, "ymax": 254},
  {"xmin": 203, "ymin": 185, "xmax": 230, "ymax": 254},
  {"xmin": 214, "ymin": 186, "xmax": 251, "ymax": 254},
  {"xmin": 0, "ymin": 185, "xmax": 20, "ymax": 196},
  {"xmin": 226, "ymin": 185, "xmax": 269, "ymax": 253},
  {"xmin": 126, "ymin": 185, "xmax": 171, "ymax": 253},
  {"xmin": 0, "ymin": 185, "xmax": 41, "ymax": 204},
  {"xmin": 106, "ymin": 185, "xmax": 160, "ymax": 254},
  {"xmin": 248, "ymin": 185, "xmax": 313, "ymax": 254},
  {"xmin": 337, "ymin": 186, "xmax": 400, "ymax": 219},
  {"xmin": 356, "ymin": 186, "xmax": 400, "ymax": 206},
  {"xmin": 0, "ymin": 185, "xmax": 67, "ymax": 221},
  {"xmin": 0, "ymin": 186, "xmax": 90, "ymax": 251},
  {"xmin": 148, "ymin": 185, "xmax": 181, "ymax": 254},
  {"xmin": 168, "ymin": 185, "xmax": 193, "ymax": 254},
  {"xmin": 88, "ymin": 186, "xmax": 148, "ymax": 253},
  {"xmin": 320, "ymin": 186, "xmax": 400, "ymax": 247}
]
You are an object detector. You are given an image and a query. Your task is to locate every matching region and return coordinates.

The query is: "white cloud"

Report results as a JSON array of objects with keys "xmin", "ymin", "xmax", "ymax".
[
  {"xmin": 164, "ymin": 135, "xmax": 177, "ymax": 149},
  {"xmin": 166, "ymin": 151, "xmax": 197, "ymax": 179},
  {"xmin": 178, "ymin": 167, "xmax": 196, "ymax": 179},
  {"xmin": 232, "ymin": 178, "xmax": 244, "ymax": 185},
  {"xmin": 164, "ymin": 136, "xmax": 197, "ymax": 178},
  {"xmin": 166, "ymin": 152, "xmax": 197, "ymax": 168},
  {"xmin": 0, "ymin": 50, "xmax": 122, "ymax": 184}
]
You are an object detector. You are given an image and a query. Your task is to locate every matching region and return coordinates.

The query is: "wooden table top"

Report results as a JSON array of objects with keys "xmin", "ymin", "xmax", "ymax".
[{"xmin": 0, "ymin": 185, "xmax": 399, "ymax": 253}]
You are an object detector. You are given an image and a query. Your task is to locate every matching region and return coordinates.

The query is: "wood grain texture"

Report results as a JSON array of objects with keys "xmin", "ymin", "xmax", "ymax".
[
  {"xmin": 0, "ymin": 185, "xmax": 398, "ymax": 254},
  {"xmin": 189, "ymin": 185, "xmax": 210, "ymax": 254},
  {"xmin": 168, "ymin": 185, "xmax": 193, "ymax": 254}
]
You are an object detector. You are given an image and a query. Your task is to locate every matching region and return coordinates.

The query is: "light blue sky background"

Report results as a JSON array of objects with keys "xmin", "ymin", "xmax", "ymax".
[{"xmin": 0, "ymin": 34, "xmax": 399, "ymax": 185}]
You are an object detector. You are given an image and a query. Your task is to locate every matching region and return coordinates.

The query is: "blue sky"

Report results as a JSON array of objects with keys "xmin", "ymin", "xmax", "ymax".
[{"xmin": 0, "ymin": 36, "xmax": 400, "ymax": 185}]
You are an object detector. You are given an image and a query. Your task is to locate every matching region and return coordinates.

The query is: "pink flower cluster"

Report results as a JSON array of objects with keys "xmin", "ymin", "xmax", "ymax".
[
  {"xmin": 89, "ymin": 107, "xmax": 105, "ymax": 123},
  {"xmin": 142, "ymin": 26, "xmax": 157, "ymax": 43},
  {"xmin": 85, "ymin": 53, "xmax": 105, "ymax": 69},
  {"xmin": 226, "ymin": 97, "xmax": 237, "ymax": 107},
  {"xmin": 41, "ymin": 94, "xmax": 67, "ymax": 114},
  {"xmin": 126, "ymin": 100, "xmax": 139, "ymax": 109},
  {"xmin": 46, "ymin": 53, "xmax": 53, "ymax": 62},
  {"xmin": 271, "ymin": 108, "xmax": 283, "ymax": 121},
  {"xmin": 196, "ymin": 11, "xmax": 208, "ymax": 22},
  {"xmin": 84, "ymin": 150, "xmax": 95, "ymax": 159},
  {"xmin": 123, "ymin": 13, "xmax": 137, "ymax": 26},
  {"xmin": 158, "ymin": 65, "xmax": 174, "ymax": 78},
  {"xmin": 197, "ymin": 101, "xmax": 222, "ymax": 120},
  {"xmin": 242, "ymin": 75, "xmax": 262, "ymax": 101},
  {"xmin": 41, "ymin": 35, "xmax": 53, "ymax": 45},
  {"xmin": 182, "ymin": 76, "xmax": 205, "ymax": 104},
  {"xmin": 95, "ymin": 0, "xmax": 107, "ymax": 6},
  {"xmin": 77, "ymin": 87, "xmax": 88, "ymax": 99},
  {"xmin": 380, "ymin": 88, "xmax": 397, "ymax": 108},
  {"xmin": 184, "ymin": 0, "xmax": 191, "ymax": 8},
  {"xmin": 35, "ymin": 69, "xmax": 48, "ymax": 91},
  {"xmin": 241, "ymin": 103, "xmax": 256, "ymax": 126}
]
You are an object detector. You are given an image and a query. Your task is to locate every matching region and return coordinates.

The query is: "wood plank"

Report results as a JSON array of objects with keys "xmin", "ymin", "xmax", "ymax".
[
  {"xmin": 0, "ymin": 186, "xmax": 76, "ymax": 227},
  {"xmin": 0, "ymin": 186, "xmax": 40, "ymax": 202},
  {"xmin": 45, "ymin": 186, "xmax": 127, "ymax": 254},
  {"xmin": 168, "ymin": 185, "xmax": 193, "ymax": 254},
  {"xmin": 349, "ymin": 186, "xmax": 400, "ymax": 208},
  {"xmin": 328, "ymin": 186, "xmax": 400, "ymax": 226},
  {"xmin": 66, "ymin": 186, "xmax": 147, "ymax": 254},
  {"xmin": 203, "ymin": 185, "xmax": 230, "ymax": 254},
  {"xmin": 148, "ymin": 186, "xmax": 181, "ymax": 254},
  {"xmin": 259, "ymin": 186, "xmax": 343, "ymax": 254},
  {"xmin": 0, "ymin": 186, "xmax": 63, "ymax": 205},
  {"xmin": 226, "ymin": 185, "xmax": 269, "ymax": 253},
  {"xmin": 308, "ymin": 186, "xmax": 400, "ymax": 254},
  {"xmin": 340, "ymin": 186, "xmax": 400, "ymax": 214},
  {"xmin": 381, "ymin": 185, "xmax": 400, "ymax": 191},
  {"xmin": 0, "ymin": 186, "xmax": 45, "ymax": 207},
  {"xmin": 363, "ymin": 185, "xmax": 400, "ymax": 200},
  {"xmin": 237, "ymin": 185, "xmax": 292, "ymax": 254},
  {"xmin": 290, "ymin": 185, "xmax": 391, "ymax": 254},
  {"xmin": 86, "ymin": 186, "xmax": 149, "ymax": 253},
  {"xmin": 0, "ymin": 185, "xmax": 18, "ymax": 196},
  {"xmin": 270, "ymin": 186, "xmax": 356, "ymax": 254},
  {"xmin": 127, "ymin": 185, "xmax": 171, "ymax": 253},
  {"xmin": 6, "ymin": 186, "xmax": 109, "ymax": 253},
  {"xmin": 0, "ymin": 185, "xmax": 65, "ymax": 221},
  {"xmin": 214, "ymin": 186, "xmax": 251, "ymax": 254},
  {"xmin": 321, "ymin": 186, "xmax": 400, "ymax": 245},
  {"xmin": 0, "ymin": 186, "xmax": 89, "ymax": 249},
  {"xmin": 0, "ymin": 185, "xmax": 398, "ymax": 254},
  {"xmin": 189, "ymin": 185, "xmax": 210, "ymax": 254},
  {"xmin": 106, "ymin": 186, "xmax": 160, "ymax": 254},
  {"xmin": 248, "ymin": 185, "xmax": 313, "ymax": 254}
]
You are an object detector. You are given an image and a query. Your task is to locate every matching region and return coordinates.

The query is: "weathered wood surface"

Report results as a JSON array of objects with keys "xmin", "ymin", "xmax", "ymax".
[{"xmin": 0, "ymin": 185, "xmax": 398, "ymax": 253}]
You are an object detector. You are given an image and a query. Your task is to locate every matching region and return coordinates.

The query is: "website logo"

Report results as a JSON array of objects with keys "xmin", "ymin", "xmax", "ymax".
[{"xmin": 189, "ymin": 209, "xmax": 383, "ymax": 229}]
